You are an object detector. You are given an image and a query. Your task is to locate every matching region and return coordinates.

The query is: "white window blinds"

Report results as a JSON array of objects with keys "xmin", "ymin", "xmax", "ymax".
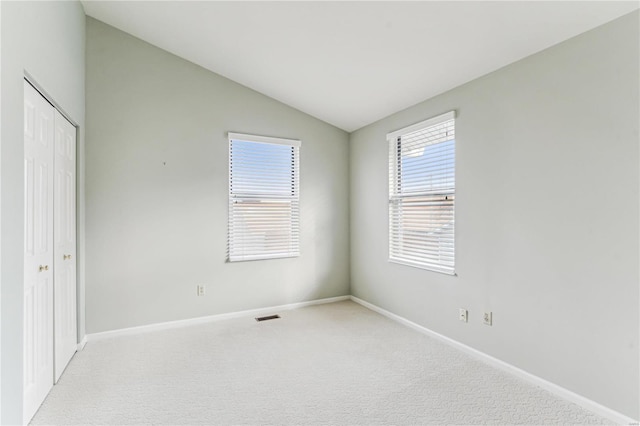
[
  {"xmin": 388, "ymin": 111, "xmax": 456, "ymax": 274},
  {"xmin": 228, "ymin": 133, "xmax": 300, "ymax": 262}
]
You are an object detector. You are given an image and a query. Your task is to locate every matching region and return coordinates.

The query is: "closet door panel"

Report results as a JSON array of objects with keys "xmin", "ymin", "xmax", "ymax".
[
  {"xmin": 54, "ymin": 110, "xmax": 77, "ymax": 382},
  {"xmin": 23, "ymin": 80, "xmax": 55, "ymax": 424}
]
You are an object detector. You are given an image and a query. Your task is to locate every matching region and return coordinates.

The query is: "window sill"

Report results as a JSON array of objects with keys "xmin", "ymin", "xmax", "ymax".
[{"xmin": 388, "ymin": 257, "xmax": 456, "ymax": 276}]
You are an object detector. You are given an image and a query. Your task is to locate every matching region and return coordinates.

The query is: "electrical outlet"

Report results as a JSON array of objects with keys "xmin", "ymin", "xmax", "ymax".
[
  {"xmin": 483, "ymin": 312, "xmax": 492, "ymax": 326},
  {"xmin": 459, "ymin": 308, "xmax": 468, "ymax": 323},
  {"xmin": 197, "ymin": 285, "xmax": 205, "ymax": 296}
]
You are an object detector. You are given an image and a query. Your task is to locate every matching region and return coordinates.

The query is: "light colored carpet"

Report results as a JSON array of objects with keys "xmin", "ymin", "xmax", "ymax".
[{"xmin": 31, "ymin": 300, "xmax": 610, "ymax": 425}]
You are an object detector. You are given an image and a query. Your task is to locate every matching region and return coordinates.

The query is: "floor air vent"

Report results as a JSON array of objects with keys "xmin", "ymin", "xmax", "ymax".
[{"xmin": 255, "ymin": 314, "xmax": 280, "ymax": 322}]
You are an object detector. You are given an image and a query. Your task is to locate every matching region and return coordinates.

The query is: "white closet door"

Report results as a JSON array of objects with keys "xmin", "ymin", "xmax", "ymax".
[
  {"xmin": 23, "ymin": 80, "xmax": 55, "ymax": 424},
  {"xmin": 53, "ymin": 110, "xmax": 77, "ymax": 382}
]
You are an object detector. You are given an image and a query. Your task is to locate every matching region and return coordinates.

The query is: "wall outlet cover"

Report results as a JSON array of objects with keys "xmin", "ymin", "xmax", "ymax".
[{"xmin": 459, "ymin": 308, "xmax": 468, "ymax": 323}]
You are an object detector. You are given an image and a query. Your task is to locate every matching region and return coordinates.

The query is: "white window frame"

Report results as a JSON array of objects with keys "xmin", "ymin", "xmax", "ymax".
[
  {"xmin": 228, "ymin": 132, "xmax": 301, "ymax": 262},
  {"xmin": 387, "ymin": 111, "xmax": 456, "ymax": 275}
]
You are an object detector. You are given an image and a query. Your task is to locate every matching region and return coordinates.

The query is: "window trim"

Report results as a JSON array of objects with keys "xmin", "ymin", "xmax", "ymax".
[
  {"xmin": 386, "ymin": 111, "xmax": 456, "ymax": 142},
  {"xmin": 227, "ymin": 132, "xmax": 301, "ymax": 262},
  {"xmin": 387, "ymin": 111, "xmax": 456, "ymax": 276},
  {"xmin": 228, "ymin": 132, "xmax": 301, "ymax": 148}
]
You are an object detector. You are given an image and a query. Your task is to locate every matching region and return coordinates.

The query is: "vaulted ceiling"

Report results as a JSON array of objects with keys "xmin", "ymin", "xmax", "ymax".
[{"xmin": 82, "ymin": 1, "xmax": 638, "ymax": 132}]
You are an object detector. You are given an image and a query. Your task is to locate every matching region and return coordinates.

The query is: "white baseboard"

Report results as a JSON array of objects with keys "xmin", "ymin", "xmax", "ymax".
[
  {"xmin": 77, "ymin": 336, "xmax": 87, "ymax": 351},
  {"xmin": 86, "ymin": 295, "xmax": 350, "ymax": 342},
  {"xmin": 349, "ymin": 295, "xmax": 638, "ymax": 425}
]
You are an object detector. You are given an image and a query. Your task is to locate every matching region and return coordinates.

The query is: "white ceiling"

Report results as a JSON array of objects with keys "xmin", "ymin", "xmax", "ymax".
[{"xmin": 81, "ymin": 1, "xmax": 638, "ymax": 132}]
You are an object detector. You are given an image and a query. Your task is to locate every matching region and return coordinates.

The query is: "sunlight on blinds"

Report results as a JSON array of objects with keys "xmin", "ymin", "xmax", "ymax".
[
  {"xmin": 228, "ymin": 134, "xmax": 300, "ymax": 261},
  {"xmin": 388, "ymin": 112, "xmax": 455, "ymax": 274}
]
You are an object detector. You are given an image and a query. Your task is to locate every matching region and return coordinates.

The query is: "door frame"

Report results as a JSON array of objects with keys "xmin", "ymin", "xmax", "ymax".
[
  {"xmin": 23, "ymin": 72, "xmax": 81, "ymax": 366},
  {"xmin": 25, "ymin": 74, "xmax": 78, "ymax": 130}
]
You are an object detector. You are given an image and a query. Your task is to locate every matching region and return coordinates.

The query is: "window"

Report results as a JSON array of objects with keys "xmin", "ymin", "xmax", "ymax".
[
  {"xmin": 228, "ymin": 133, "xmax": 300, "ymax": 261},
  {"xmin": 388, "ymin": 111, "xmax": 456, "ymax": 274}
]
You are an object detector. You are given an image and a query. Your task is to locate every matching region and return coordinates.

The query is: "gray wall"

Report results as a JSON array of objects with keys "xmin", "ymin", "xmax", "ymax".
[
  {"xmin": 0, "ymin": 1, "xmax": 86, "ymax": 423},
  {"xmin": 349, "ymin": 11, "xmax": 639, "ymax": 419},
  {"xmin": 85, "ymin": 18, "xmax": 350, "ymax": 334}
]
